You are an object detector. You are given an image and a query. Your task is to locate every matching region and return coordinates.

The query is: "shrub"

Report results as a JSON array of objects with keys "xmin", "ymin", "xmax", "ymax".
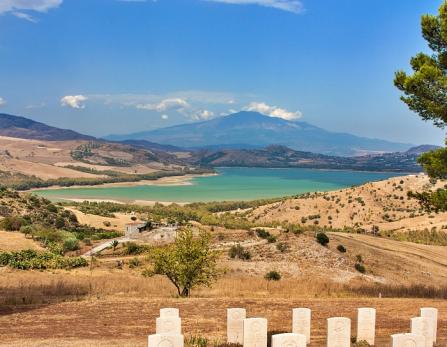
[
  {"xmin": 267, "ymin": 235, "xmax": 277, "ymax": 243},
  {"xmin": 276, "ymin": 242, "xmax": 288, "ymax": 253},
  {"xmin": 265, "ymin": 270, "xmax": 281, "ymax": 281},
  {"xmin": 316, "ymin": 232, "xmax": 329, "ymax": 246},
  {"xmin": 123, "ymin": 242, "xmax": 149, "ymax": 255},
  {"xmin": 0, "ymin": 249, "xmax": 87, "ymax": 270},
  {"xmin": 0, "ymin": 216, "xmax": 26, "ymax": 231},
  {"xmin": 228, "ymin": 244, "xmax": 251, "ymax": 260},
  {"xmin": 128, "ymin": 257, "xmax": 141, "ymax": 268},
  {"xmin": 256, "ymin": 229, "xmax": 270, "ymax": 239},
  {"xmin": 103, "ymin": 221, "xmax": 112, "ymax": 227},
  {"xmin": 337, "ymin": 244, "xmax": 346, "ymax": 253},
  {"xmin": 63, "ymin": 238, "xmax": 80, "ymax": 252},
  {"xmin": 355, "ymin": 263, "xmax": 366, "ymax": 274}
]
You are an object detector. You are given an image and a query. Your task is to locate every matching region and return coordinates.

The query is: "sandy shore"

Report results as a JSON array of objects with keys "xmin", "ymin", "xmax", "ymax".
[
  {"xmin": 63, "ymin": 198, "xmax": 188, "ymax": 206},
  {"xmin": 28, "ymin": 173, "xmax": 217, "ymax": 192}
]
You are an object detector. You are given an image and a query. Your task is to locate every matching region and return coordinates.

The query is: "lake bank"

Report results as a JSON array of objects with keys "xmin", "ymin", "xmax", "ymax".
[{"xmin": 32, "ymin": 167, "xmax": 405, "ymax": 204}]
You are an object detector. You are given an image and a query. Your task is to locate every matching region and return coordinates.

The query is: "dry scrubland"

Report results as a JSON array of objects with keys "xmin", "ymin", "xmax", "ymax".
[
  {"xmin": 1, "ymin": 175, "xmax": 447, "ymax": 346},
  {"xmin": 250, "ymin": 174, "xmax": 447, "ymax": 233}
]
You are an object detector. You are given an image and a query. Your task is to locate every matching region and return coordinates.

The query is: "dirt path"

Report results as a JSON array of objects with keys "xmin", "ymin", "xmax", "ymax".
[{"xmin": 0, "ymin": 297, "xmax": 446, "ymax": 346}]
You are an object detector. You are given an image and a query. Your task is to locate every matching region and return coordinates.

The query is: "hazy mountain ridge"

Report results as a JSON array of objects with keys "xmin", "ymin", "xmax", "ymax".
[
  {"xmin": 106, "ymin": 111, "xmax": 414, "ymax": 156},
  {"xmin": 0, "ymin": 113, "xmax": 95, "ymax": 141},
  {"xmin": 188, "ymin": 144, "xmax": 432, "ymax": 173}
]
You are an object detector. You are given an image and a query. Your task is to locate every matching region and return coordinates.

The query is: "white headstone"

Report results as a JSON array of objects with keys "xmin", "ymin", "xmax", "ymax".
[
  {"xmin": 391, "ymin": 333, "xmax": 425, "ymax": 347},
  {"xmin": 327, "ymin": 317, "xmax": 350, "ymax": 347},
  {"xmin": 356, "ymin": 308, "xmax": 376, "ymax": 345},
  {"xmin": 292, "ymin": 308, "xmax": 311, "ymax": 344},
  {"xmin": 411, "ymin": 317, "xmax": 433, "ymax": 347},
  {"xmin": 160, "ymin": 308, "xmax": 180, "ymax": 318},
  {"xmin": 227, "ymin": 308, "xmax": 246, "ymax": 344},
  {"xmin": 420, "ymin": 308, "xmax": 438, "ymax": 343},
  {"xmin": 156, "ymin": 317, "xmax": 182, "ymax": 335},
  {"xmin": 243, "ymin": 318, "xmax": 268, "ymax": 347},
  {"xmin": 272, "ymin": 333, "xmax": 306, "ymax": 347},
  {"xmin": 148, "ymin": 334, "xmax": 184, "ymax": 347}
]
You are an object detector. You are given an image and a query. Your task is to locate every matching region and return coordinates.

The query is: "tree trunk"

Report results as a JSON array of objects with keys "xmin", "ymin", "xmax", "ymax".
[{"xmin": 180, "ymin": 287, "xmax": 190, "ymax": 297}]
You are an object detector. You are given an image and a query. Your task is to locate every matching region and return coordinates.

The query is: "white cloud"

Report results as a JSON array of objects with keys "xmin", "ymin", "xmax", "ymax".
[
  {"xmin": 0, "ymin": 97, "xmax": 5, "ymax": 106},
  {"xmin": 26, "ymin": 102, "xmax": 46, "ymax": 109},
  {"xmin": 60, "ymin": 95, "xmax": 88, "ymax": 109},
  {"xmin": 0, "ymin": 0, "xmax": 62, "ymax": 21},
  {"xmin": 161, "ymin": 114, "xmax": 169, "ymax": 120},
  {"xmin": 191, "ymin": 109, "xmax": 214, "ymax": 121},
  {"xmin": 245, "ymin": 102, "xmax": 302, "ymax": 120},
  {"xmin": 204, "ymin": 0, "xmax": 303, "ymax": 13},
  {"xmin": 136, "ymin": 98, "xmax": 190, "ymax": 112}
]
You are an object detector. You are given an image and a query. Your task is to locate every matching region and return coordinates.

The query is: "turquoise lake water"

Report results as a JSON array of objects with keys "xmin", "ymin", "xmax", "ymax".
[{"xmin": 34, "ymin": 167, "xmax": 402, "ymax": 203}]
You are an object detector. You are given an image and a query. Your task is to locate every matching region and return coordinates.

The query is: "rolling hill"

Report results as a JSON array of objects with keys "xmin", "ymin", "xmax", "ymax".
[{"xmin": 106, "ymin": 111, "xmax": 414, "ymax": 156}]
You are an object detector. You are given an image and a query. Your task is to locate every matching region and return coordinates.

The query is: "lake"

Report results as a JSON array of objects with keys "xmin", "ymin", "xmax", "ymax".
[{"xmin": 33, "ymin": 167, "xmax": 403, "ymax": 203}]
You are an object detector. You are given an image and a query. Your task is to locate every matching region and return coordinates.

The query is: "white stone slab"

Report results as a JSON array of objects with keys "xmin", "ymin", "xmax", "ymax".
[
  {"xmin": 243, "ymin": 318, "xmax": 268, "ymax": 347},
  {"xmin": 411, "ymin": 317, "xmax": 433, "ymax": 347},
  {"xmin": 356, "ymin": 308, "xmax": 376, "ymax": 345},
  {"xmin": 391, "ymin": 333, "xmax": 425, "ymax": 347},
  {"xmin": 227, "ymin": 308, "xmax": 246, "ymax": 344},
  {"xmin": 272, "ymin": 333, "xmax": 306, "ymax": 347},
  {"xmin": 156, "ymin": 317, "xmax": 182, "ymax": 335},
  {"xmin": 420, "ymin": 308, "xmax": 438, "ymax": 343},
  {"xmin": 292, "ymin": 308, "xmax": 311, "ymax": 344},
  {"xmin": 327, "ymin": 317, "xmax": 350, "ymax": 347},
  {"xmin": 148, "ymin": 334, "xmax": 184, "ymax": 347},
  {"xmin": 160, "ymin": 308, "xmax": 180, "ymax": 318}
]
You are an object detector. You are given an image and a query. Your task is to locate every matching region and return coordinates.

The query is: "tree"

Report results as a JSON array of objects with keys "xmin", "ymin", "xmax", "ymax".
[
  {"xmin": 316, "ymin": 232, "xmax": 329, "ymax": 246},
  {"xmin": 111, "ymin": 240, "xmax": 119, "ymax": 253},
  {"xmin": 148, "ymin": 229, "xmax": 220, "ymax": 297},
  {"xmin": 394, "ymin": 1, "xmax": 447, "ymax": 211}
]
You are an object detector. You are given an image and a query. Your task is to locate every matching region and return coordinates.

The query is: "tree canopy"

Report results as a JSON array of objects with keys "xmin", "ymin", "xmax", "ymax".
[
  {"xmin": 148, "ymin": 229, "xmax": 220, "ymax": 297},
  {"xmin": 394, "ymin": 1, "xmax": 447, "ymax": 211}
]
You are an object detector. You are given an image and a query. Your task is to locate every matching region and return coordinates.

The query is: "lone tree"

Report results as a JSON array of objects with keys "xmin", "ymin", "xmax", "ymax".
[
  {"xmin": 394, "ymin": 1, "xmax": 447, "ymax": 211},
  {"xmin": 149, "ymin": 229, "xmax": 220, "ymax": 297}
]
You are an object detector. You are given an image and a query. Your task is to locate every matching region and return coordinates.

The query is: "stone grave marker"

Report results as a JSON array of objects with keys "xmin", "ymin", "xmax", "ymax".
[
  {"xmin": 243, "ymin": 318, "xmax": 268, "ymax": 347},
  {"xmin": 327, "ymin": 317, "xmax": 350, "ymax": 347},
  {"xmin": 272, "ymin": 333, "xmax": 306, "ymax": 347},
  {"xmin": 356, "ymin": 307, "xmax": 376, "ymax": 345},
  {"xmin": 227, "ymin": 308, "xmax": 246, "ymax": 344},
  {"xmin": 292, "ymin": 308, "xmax": 311, "ymax": 344},
  {"xmin": 156, "ymin": 317, "xmax": 182, "ymax": 335}
]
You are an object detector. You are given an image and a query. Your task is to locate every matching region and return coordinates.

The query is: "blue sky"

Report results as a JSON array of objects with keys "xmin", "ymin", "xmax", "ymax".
[{"xmin": 0, "ymin": 0, "xmax": 444, "ymax": 145}]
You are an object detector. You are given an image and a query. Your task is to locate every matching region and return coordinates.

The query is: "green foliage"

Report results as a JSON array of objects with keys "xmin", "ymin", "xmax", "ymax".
[
  {"xmin": 148, "ymin": 229, "xmax": 220, "ymax": 297},
  {"xmin": 394, "ymin": 2, "xmax": 447, "ymax": 211},
  {"xmin": 63, "ymin": 238, "xmax": 80, "ymax": 252},
  {"xmin": 0, "ymin": 249, "xmax": 87, "ymax": 270},
  {"xmin": 123, "ymin": 242, "xmax": 149, "ymax": 255},
  {"xmin": 228, "ymin": 244, "xmax": 251, "ymax": 260},
  {"xmin": 185, "ymin": 336, "xmax": 209, "ymax": 347},
  {"xmin": 128, "ymin": 257, "xmax": 141, "ymax": 268},
  {"xmin": 337, "ymin": 244, "xmax": 347, "ymax": 253},
  {"xmin": 0, "ymin": 216, "xmax": 27, "ymax": 231},
  {"xmin": 276, "ymin": 242, "xmax": 289, "ymax": 253},
  {"xmin": 264, "ymin": 270, "xmax": 281, "ymax": 281},
  {"xmin": 355, "ymin": 263, "xmax": 366, "ymax": 274},
  {"xmin": 316, "ymin": 232, "xmax": 329, "ymax": 246}
]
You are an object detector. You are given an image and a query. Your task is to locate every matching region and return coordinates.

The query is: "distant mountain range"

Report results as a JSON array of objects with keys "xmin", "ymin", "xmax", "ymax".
[
  {"xmin": 106, "ymin": 111, "xmax": 414, "ymax": 156},
  {"xmin": 0, "ymin": 112, "xmax": 439, "ymax": 173},
  {"xmin": 0, "ymin": 113, "xmax": 94, "ymax": 141},
  {"xmin": 187, "ymin": 144, "xmax": 438, "ymax": 173}
]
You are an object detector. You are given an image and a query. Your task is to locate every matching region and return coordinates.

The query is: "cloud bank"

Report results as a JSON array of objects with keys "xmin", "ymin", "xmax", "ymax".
[
  {"xmin": 204, "ymin": 0, "xmax": 304, "ymax": 14},
  {"xmin": 0, "ymin": 97, "xmax": 5, "ymax": 106},
  {"xmin": 61, "ymin": 95, "xmax": 88, "ymax": 109},
  {"xmin": 245, "ymin": 102, "xmax": 302, "ymax": 120},
  {"xmin": 0, "ymin": 0, "xmax": 62, "ymax": 21}
]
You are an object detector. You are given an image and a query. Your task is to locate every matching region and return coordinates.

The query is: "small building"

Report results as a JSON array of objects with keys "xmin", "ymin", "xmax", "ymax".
[{"xmin": 125, "ymin": 222, "xmax": 148, "ymax": 237}]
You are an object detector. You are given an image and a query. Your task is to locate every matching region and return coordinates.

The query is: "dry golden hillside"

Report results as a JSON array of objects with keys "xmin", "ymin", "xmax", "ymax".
[{"xmin": 250, "ymin": 174, "xmax": 447, "ymax": 233}]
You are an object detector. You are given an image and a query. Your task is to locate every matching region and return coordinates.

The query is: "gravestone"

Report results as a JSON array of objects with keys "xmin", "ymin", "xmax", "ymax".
[
  {"xmin": 156, "ymin": 317, "xmax": 182, "ymax": 335},
  {"xmin": 411, "ymin": 317, "xmax": 433, "ymax": 347},
  {"xmin": 227, "ymin": 308, "xmax": 246, "ymax": 344},
  {"xmin": 272, "ymin": 333, "xmax": 306, "ymax": 347},
  {"xmin": 356, "ymin": 308, "xmax": 376, "ymax": 345},
  {"xmin": 160, "ymin": 308, "xmax": 180, "ymax": 318},
  {"xmin": 292, "ymin": 308, "xmax": 311, "ymax": 344},
  {"xmin": 243, "ymin": 318, "xmax": 268, "ymax": 347},
  {"xmin": 148, "ymin": 334, "xmax": 184, "ymax": 347},
  {"xmin": 327, "ymin": 317, "xmax": 350, "ymax": 347},
  {"xmin": 420, "ymin": 308, "xmax": 438, "ymax": 343},
  {"xmin": 390, "ymin": 333, "xmax": 425, "ymax": 347}
]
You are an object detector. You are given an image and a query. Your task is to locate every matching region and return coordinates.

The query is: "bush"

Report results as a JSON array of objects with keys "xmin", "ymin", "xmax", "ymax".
[
  {"xmin": 265, "ymin": 270, "xmax": 281, "ymax": 281},
  {"xmin": 256, "ymin": 229, "xmax": 271, "ymax": 239},
  {"xmin": 128, "ymin": 257, "xmax": 141, "ymax": 268},
  {"xmin": 0, "ymin": 249, "xmax": 87, "ymax": 270},
  {"xmin": 276, "ymin": 242, "xmax": 288, "ymax": 253},
  {"xmin": 228, "ymin": 244, "xmax": 251, "ymax": 260},
  {"xmin": 355, "ymin": 263, "xmax": 366, "ymax": 274},
  {"xmin": 103, "ymin": 221, "xmax": 112, "ymax": 227},
  {"xmin": 316, "ymin": 232, "xmax": 329, "ymax": 246},
  {"xmin": 267, "ymin": 235, "xmax": 277, "ymax": 243},
  {"xmin": 337, "ymin": 244, "xmax": 346, "ymax": 253},
  {"xmin": 123, "ymin": 242, "xmax": 149, "ymax": 255},
  {"xmin": 63, "ymin": 238, "xmax": 80, "ymax": 252},
  {"xmin": 0, "ymin": 216, "xmax": 26, "ymax": 231}
]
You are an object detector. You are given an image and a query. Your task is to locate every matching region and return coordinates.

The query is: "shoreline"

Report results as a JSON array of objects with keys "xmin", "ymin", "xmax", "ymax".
[{"xmin": 27, "ymin": 173, "xmax": 218, "ymax": 192}]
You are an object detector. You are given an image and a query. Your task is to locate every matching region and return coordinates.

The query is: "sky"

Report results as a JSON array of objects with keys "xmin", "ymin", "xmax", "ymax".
[{"xmin": 0, "ymin": 0, "xmax": 445, "ymax": 145}]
